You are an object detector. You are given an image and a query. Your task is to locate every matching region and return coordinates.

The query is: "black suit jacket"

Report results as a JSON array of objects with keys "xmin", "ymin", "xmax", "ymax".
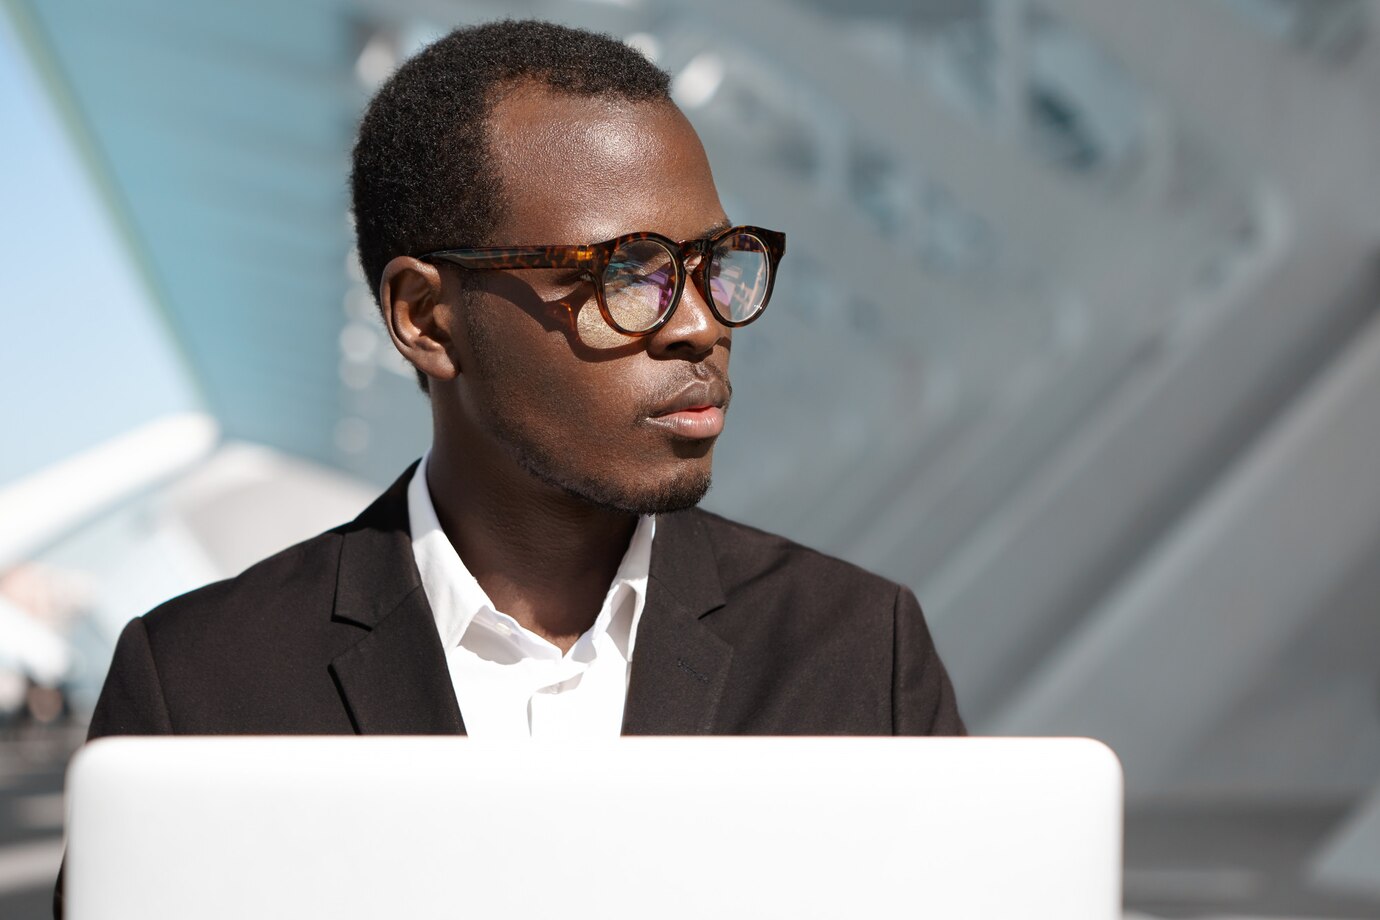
[{"xmin": 87, "ymin": 464, "xmax": 964, "ymax": 739}]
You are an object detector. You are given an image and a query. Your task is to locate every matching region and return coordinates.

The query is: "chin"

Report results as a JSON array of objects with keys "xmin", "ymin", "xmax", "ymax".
[
  {"xmin": 565, "ymin": 464, "xmax": 713, "ymax": 516},
  {"xmin": 500, "ymin": 423, "xmax": 715, "ymax": 515},
  {"xmin": 640, "ymin": 473, "xmax": 713, "ymax": 514}
]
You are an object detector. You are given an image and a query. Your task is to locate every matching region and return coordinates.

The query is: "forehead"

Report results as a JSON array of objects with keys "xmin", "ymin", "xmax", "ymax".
[{"xmin": 484, "ymin": 83, "xmax": 728, "ymax": 245}]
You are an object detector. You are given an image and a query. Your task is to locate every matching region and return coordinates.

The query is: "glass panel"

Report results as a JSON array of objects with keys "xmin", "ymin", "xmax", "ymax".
[{"xmin": 0, "ymin": 5, "xmax": 200, "ymax": 487}]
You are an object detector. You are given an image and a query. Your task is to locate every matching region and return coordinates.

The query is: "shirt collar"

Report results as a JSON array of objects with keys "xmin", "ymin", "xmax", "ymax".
[{"xmin": 406, "ymin": 450, "xmax": 655, "ymax": 659}]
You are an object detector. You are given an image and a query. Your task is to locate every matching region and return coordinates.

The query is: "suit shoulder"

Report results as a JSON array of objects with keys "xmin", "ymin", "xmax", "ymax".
[
  {"xmin": 688, "ymin": 508, "xmax": 904, "ymax": 604},
  {"xmin": 139, "ymin": 525, "xmax": 345, "ymax": 641}
]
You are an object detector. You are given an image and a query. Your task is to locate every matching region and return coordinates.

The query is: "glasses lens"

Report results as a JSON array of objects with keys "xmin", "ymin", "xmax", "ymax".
[
  {"xmin": 709, "ymin": 232, "xmax": 772, "ymax": 324},
  {"xmin": 603, "ymin": 239, "xmax": 679, "ymax": 333}
]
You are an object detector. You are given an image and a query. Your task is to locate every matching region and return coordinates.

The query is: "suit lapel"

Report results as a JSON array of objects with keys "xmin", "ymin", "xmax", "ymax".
[
  {"xmin": 328, "ymin": 462, "xmax": 466, "ymax": 735},
  {"xmin": 622, "ymin": 510, "xmax": 733, "ymax": 735}
]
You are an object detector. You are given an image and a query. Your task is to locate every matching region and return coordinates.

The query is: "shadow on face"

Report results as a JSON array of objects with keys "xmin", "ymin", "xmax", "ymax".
[{"xmin": 464, "ymin": 269, "xmax": 646, "ymax": 362}]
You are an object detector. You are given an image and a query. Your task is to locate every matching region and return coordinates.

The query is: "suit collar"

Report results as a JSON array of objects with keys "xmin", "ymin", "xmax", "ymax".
[
  {"xmin": 332, "ymin": 460, "xmax": 423, "ymax": 630},
  {"xmin": 621, "ymin": 509, "xmax": 733, "ymax": 734},
  {"xmin": 328, "ymin": 460, "xmax": 466, "ymax": 734},
  {"xmin": 645, "ymin": 508, "xmax": 727, "ymax": 618}
]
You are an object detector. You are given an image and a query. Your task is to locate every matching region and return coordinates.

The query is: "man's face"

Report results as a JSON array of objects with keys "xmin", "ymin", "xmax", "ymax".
[{"xmin": 442, "ymin": 85, "xmax": 735, "ymax": 515}]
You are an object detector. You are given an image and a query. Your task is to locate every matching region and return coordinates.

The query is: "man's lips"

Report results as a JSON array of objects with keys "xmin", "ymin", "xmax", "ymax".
[{"xmin": 646, "ymin": 379, "xmax": 730, "ymax": 440}]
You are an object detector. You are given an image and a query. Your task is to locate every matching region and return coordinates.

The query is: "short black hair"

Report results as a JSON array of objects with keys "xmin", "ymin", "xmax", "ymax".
[{"xmin": 350, "ymin": 20, "xmax": 673, "ymax": 367}]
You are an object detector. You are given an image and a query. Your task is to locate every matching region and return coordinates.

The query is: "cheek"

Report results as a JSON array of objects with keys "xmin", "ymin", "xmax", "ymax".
[{"xmin": 502, "ymin": 334, "xmax": 644, "ymax": 435}]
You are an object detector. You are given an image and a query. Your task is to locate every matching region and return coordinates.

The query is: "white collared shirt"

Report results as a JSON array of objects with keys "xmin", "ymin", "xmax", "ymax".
[{"xmin": 406, "ymin": 452, "xmax": 655, "ymax": 738}]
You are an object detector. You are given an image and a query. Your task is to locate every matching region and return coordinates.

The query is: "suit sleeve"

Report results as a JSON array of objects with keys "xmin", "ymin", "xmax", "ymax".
[
  {"xmin": 892, "ymin": 586, "xmax": 966, "ymax": 735},
  {"xmin": 56, "ymin": 617, "xmax": 174, "ymax": 919},
  {"xmin": 86, "ymin": 616, "xmax": 175, "ymax": 739}
]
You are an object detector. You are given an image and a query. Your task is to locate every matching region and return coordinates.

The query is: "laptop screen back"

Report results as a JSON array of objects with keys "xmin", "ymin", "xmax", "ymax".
[{"xmin": 65, "ymin": 736, "xmax": 1122, "ymax": 920}]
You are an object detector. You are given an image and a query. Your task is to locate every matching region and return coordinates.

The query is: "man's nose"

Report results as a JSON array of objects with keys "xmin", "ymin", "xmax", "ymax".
[{"xmin": 646, "ymin": 269, "xmax": 724, "ymax": 359}]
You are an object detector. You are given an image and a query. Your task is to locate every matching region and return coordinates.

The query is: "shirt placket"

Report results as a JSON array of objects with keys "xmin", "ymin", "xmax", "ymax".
[{"xmin": 528, "ymin": 655, "xmax": 592, "ymax": 737}]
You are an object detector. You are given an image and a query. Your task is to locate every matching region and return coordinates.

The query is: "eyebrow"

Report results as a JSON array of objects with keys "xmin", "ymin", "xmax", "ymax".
[{"xmin": 692, "ymin": 219, "xmax": 734, "ymax": 239}]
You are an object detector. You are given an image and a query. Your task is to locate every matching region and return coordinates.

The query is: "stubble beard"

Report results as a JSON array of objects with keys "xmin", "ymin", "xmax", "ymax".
[{"xmin": 504, "ymin": 434, "xmax": 712, "ymax": 516}]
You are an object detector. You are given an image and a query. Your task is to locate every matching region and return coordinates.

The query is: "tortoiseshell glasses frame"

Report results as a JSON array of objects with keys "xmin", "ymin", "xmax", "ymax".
[{"xmin": 421, "ymin": 225, "xmax": 786, "ymax": 337}]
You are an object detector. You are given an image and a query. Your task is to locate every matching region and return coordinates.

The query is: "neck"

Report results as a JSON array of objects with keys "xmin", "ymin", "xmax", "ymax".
[{"xmin": 425, "ymin": 433, "xmax": 638, "ymax": 654}]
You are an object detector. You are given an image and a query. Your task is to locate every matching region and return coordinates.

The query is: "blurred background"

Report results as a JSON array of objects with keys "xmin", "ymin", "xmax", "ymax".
[{"xmin": 2, "ymin": 0, "xmax": 1379, "ymax": 916}]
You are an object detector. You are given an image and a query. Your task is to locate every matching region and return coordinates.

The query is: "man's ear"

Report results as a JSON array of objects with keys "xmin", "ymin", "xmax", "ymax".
[{"xmin": 378, "ymin": 255, "xmax": 461, "ymax": 382}]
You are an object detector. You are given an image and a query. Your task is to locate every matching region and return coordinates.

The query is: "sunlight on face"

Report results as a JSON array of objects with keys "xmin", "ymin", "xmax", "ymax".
[{"xmin": 573, "ymin": 294, "xmax": 630, "ymax": 350}]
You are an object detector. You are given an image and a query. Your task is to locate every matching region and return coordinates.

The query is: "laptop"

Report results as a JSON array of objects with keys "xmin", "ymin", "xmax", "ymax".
[{"xmin": 64, "ymin": 736, "xmax": 1122, "ymax": 919}]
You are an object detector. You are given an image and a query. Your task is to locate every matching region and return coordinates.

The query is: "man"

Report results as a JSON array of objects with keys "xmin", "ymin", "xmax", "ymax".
[
  {"xmin": 84, "ymin": 20, "xmax": 962, "ymax": 745},
  {"xmin": 57, "ymin": 21, "xmax": 963, "ymax": 913}
]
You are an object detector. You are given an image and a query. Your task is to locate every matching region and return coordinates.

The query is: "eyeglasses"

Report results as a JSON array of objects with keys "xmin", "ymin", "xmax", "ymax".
[{"xmin": 421, "ymin": 225, "xmax": 785, "ymax": 337}]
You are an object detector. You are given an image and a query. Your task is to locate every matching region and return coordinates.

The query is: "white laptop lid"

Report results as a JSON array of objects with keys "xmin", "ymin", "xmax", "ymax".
[{"xmin": 65, "ymin": 737, "xmax": 1122, "ymax": 920}]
